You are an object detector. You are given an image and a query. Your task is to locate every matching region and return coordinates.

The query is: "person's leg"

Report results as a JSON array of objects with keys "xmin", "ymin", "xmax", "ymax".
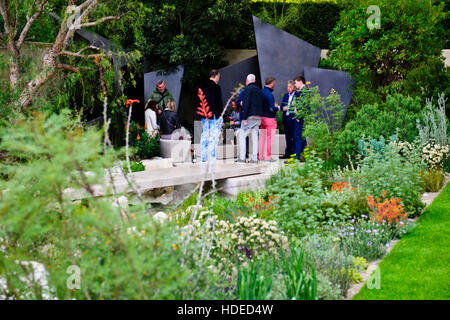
[
  {"xmin": 238, "ymin": 123, "xmax": 249, "ymax": 161},
  {"xmin": 293, "ymin": 119, "xmax": 303, "ymax": 160},
  {"xmin": 285, "ymin": 116, "xmax": 294, "ymax": 157},
  {"xmin": 266, "ymin": 117, "xmax": 277, "ymax": 160},
  {"xmin": 246, "ymin": 136, "xmax": 249, "ymax": 159},
  {"xmin": 258, "ymin": 117, "xmax": 268, "ymax": 161},
  {"xmin": 282, "ymin": 114, "xmax": 289, "ymax": 157},
  {"xmin": 249, "ymin": 118, "xmax": 261, "ymax": 162}
]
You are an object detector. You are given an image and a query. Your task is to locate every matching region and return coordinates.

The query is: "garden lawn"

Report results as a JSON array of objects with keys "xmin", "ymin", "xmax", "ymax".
[{"xmin": 354, "ymin": 183, "xmax": 450, "ymax": 300}]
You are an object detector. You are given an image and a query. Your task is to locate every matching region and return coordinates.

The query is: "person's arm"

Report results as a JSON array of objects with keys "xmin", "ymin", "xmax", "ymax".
[
  {"xmin": 150, "ymin": 110, "xmax": 159, "ymax": 131},
  {"xmin": 237, "ymin": 88, "xmax": 244, "ymax": 106},
  {"xmin": 268, "ymin": 93, "xmax": 278, "ymax": 113},
  {"xmin": 241, "ymin": 90, "xmax": 250, "ymax": 121}
]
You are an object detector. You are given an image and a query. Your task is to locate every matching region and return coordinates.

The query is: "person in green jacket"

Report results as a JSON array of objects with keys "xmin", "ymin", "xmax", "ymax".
[{"xmin": 145, "ymin": 80, "xmax": 174, "ymax": 113}]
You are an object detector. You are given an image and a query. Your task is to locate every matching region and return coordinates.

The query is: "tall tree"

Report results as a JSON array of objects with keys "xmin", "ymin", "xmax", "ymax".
[{"xmin": 0, "ymin": 0, "xmax": 130, "ymax": 109}]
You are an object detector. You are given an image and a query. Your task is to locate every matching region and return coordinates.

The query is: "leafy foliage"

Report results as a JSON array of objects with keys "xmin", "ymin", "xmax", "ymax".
[
  {"xmin": 333, "ymin": 94, "xmax": 423, "ymax": 166},
  {"xmin": 0, "ymin": 110, "xmax": 225, "ymax": 300},
  {"xmin": 329, "ymin": 0, "xmax": 448, "ymax": 104},
  {"xmin": 266, "ymin": 155, "xmax": 352, "ymax": 237},
  {"xmin": 128, "ymin": 121, "xmax": 160, "ymax": 159}
]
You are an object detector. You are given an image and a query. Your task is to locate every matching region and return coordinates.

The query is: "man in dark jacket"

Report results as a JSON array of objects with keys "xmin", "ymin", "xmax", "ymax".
[
  {"xmin": 280, "ymin": 80, "xmax": 296, "ymax": 158},
  {"xmin": 237, "ymin": 74, "xmax": 263, "ymax": 163},
  {"xmin": 197, "ymin": 69, "xmax": 223, "ymax": 119}
]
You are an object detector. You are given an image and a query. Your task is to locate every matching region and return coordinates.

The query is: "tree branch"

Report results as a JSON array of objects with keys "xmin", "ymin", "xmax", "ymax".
[
  {"xmin": 17, "ymin": 0, "xmax": 47, "ymax": 49},
  {"xmin": 59, "ymin": 49, "xmax": 112, "ymax": 59},
  {"xmin": 57, "ymin": 63, "xmax": 79, "ymax": 73},
  {"xmin": 0, "ymin": 0, "xmax": 14, "ymax": 37},
  {"xmin": 78, "ymin": 15, "xmax": 121, "ymax": 28}
]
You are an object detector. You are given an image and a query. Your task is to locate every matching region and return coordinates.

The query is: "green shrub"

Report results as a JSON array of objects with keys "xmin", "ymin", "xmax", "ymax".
[
  {"xmin": 329, "ymin": 0, "xmax": 447, "ymax": 104},
  {"xmin": 420, "ymin": 169, "xmax": 446, "ymax": 192},
  {"xmin": 299, "ymin": 235, "xmax": 353, "ymax": 298},
  {"xmin": 0, "ymin": 110, "xmax": 226, "ymax": 300},
  {"xmin": 128, "ymin": 121, "xmax": 160, "ymax": 159},
  {"xmin": 253, "ymin": 0, "xmax": 343, "ymax": 48},
  {"xmin": 345, "ymin": 137, "xmax": 425, "ymax": 217},
  {"xmin": 123, "ymin": 160, "xmax": 146, "ymax": 173},
  {"xmin": 295, "ymin": 85, "xmax": 345, "ymax": 162},
  {"xmin": 266, "ymin": 155, "xmax": 352, "ymax": 237},
  {"xmin": 236, "ymin": 256, "xmax": 275, "ymax": 300},
  {"xmin": 334, "ymin": 94, "xmax": 423, "ymax": 166},
  {"xmin": 281, "ymin": 247, "xmax": 317, "ymax": 300}
]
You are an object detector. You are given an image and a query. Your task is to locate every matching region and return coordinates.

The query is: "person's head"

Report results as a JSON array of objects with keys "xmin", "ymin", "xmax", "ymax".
[
  {"xmin": 166, "ymin": 100, "xmax": 176, "ymax": 112},
  {"xmin": 287, "ymin": 80, "xmax": 295, "ymax": 94},
  {"xmin": 147, "ymin": 100, "xmax": 158, "ymax": 112},
  {"xmin": 156, "ymin": 80, "xmax": 166, "ymax": 94},
  {"xmin": 231, "ymin": 99, "xmax": 239, "ymax": 110},
  {"xmin": 265, "ymin": 77, "xmax": 276, "ymax": 89},
  {"xmin": 246, "ymin": 74, "xmax": 256, "ymax": 86},
  {"xmin": 293, "ymin": 76, "xmax": 305, "ymax": 90},
  {"xmin": 210, "ymin": 69, "xmax": 220, "ymax": 83}
]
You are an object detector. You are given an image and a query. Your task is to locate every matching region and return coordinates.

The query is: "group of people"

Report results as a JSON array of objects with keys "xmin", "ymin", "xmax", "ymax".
[
  {"xmin": 144, "ymin": 80, "xmax": 189, "ymax": 141},
  {"xmin": 143, "ymin": 69, "xmax": 308, "ymax": 162},
  {"xmin": 227, "ymin": 73, "xmax": 308, "ymax": 163}
]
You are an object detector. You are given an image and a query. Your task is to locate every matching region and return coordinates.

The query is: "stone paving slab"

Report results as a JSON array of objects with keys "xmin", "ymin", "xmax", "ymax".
[{"xmin": 65, "ymin": 161, "xmax": 264, "ymax": 200}]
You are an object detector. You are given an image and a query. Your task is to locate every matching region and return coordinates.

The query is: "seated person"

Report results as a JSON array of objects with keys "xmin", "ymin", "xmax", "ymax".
[
  {"xmin": 144, "ymin": 100, "xmax": 159, "ymax": 137},
  {"xmin": 160, "ymin": 100, "xmax": 189, "ymax": 140},
  {"xmin": 228, "ymin": 99, "xmax": 241, "ymax": 130}
]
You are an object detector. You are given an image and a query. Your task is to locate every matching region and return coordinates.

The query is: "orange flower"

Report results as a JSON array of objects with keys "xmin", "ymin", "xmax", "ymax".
[
  {"xmin": 137, "ymin": 134, "xmax": 140, "ymax": 140},
  {"xmin": 137, "ymin": 123, "xmax": 140, "ymax": 130}
]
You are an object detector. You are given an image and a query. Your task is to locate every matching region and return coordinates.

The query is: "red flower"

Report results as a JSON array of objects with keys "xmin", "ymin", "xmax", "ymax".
[
  {"xmin": 197, "ymin": 88, "xmax": 212, "ymax": 119},
  {"xmin": 126, "ymin": 99, "xmax": 140, "ymax": 107}
]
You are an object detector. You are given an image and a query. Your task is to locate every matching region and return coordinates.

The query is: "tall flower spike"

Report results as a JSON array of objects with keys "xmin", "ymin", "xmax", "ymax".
[{"xmin": 197, "ymin": 88, "xmax": 212, "ymax": 119}]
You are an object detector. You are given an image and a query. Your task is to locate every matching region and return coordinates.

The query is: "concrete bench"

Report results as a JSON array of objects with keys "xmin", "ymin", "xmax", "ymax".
[{"xmin": 159, "ymin": 139, "xmax": 191, "ymax": 163}]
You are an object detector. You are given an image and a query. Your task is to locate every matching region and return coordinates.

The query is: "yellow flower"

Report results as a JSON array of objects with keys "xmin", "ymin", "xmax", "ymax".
[
  {"xmin": 306, "ymin": 81, "xmax": 311, "ymax": 85},
  {"xmin": 172, "ymin": 244, "xmax": 178, "ymax": 251},
  {"xmin": 105, "ymin": 240, "xmax": 110, "ymax": 245}
]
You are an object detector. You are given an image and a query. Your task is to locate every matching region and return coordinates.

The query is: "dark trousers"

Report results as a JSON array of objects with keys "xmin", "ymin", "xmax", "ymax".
[
  {"xmin": 283, "ymin": 113, "xmax": 294, "ymax": 157},
  {"xmin": 293, "ymin": 118, "xmax": 306, "ymax": 159},
  {"xmin": 284, "ymin": 114, "xmax": 306, "ymax": 159}
]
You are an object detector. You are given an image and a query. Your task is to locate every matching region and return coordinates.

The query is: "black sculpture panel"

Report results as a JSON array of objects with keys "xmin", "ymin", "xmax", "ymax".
[
  {"xmin": 218, "ymin": 55, "xmax": 261, "ymax": 110},
  {"xmin": 253, "ymin": 16, "xmax": 321, "ymax": 103},
  {"xmin": 144, "ymin": 66, "xmax": 185, "ymax": 109}
]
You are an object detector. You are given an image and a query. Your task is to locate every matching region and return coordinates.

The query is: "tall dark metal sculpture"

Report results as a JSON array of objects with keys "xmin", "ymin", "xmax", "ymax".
[
  {"xmin": 218, "ymin": 55, "xmax": 261, "ymax": 109},
  {"xmin": 253, "ymin": 16, "xmax": 321, "ymax": 103}
]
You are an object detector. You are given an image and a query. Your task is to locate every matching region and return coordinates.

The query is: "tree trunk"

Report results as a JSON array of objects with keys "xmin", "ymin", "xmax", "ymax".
[{"xmin": 19, "ymin": 48, "xmax": 57, "ymax": 108}]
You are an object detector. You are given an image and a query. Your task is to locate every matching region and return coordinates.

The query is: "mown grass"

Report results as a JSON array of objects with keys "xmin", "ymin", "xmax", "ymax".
[{"xmin": 354, "ymin": 183, "xmax": 450, "ymax": 300}]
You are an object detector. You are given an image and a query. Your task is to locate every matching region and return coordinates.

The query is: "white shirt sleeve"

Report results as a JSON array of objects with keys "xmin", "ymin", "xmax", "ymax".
[{"xmin": 145, "ymin": 109, "xmax": 159, "ymax": 135}]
